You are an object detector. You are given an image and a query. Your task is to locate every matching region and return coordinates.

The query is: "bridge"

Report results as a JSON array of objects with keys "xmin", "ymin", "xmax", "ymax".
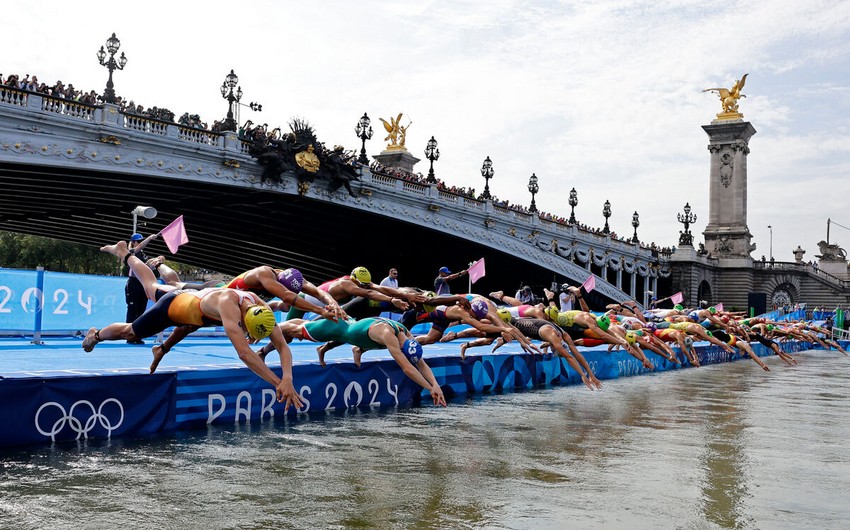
[{"xmin": 0, "ymin": 85, "xmax": 670, "ymax": 303}]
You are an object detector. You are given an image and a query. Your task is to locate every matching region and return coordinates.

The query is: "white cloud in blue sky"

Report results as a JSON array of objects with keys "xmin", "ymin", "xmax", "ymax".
[{"xmin": 5, "ymin": 0, "xmax": 850, "ymax": 261}]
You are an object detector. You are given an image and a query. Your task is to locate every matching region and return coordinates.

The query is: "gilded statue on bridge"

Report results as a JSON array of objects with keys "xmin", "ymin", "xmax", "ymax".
[
  {"xmin": 379, "ymin": 113, "xmax": 411, "ymax": 151},
  {"xmin": 703, "ymin": 73, "xmax": 748, "ymax": 120}
]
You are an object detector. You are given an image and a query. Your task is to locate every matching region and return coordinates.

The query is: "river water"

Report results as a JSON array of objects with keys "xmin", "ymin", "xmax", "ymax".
[{"xmin": 1, "ymin": 350, "xmax": 848, "ymax": 529}]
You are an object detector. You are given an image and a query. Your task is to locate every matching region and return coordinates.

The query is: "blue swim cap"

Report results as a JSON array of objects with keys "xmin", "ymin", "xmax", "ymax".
[
  {"xmin": 684, "ymin": 336, "xmax": 694, "ymax": 347},
  {"xmin": 401, "ymin": 339, "xmax": 423, "ymax": 365},
  {"xmin": 470, "ymin": 299, "xmax": 489, "ymax": 319},
  {"xmin": 688, "ymin": 311, "xmax": 700, "ymax": 322}
]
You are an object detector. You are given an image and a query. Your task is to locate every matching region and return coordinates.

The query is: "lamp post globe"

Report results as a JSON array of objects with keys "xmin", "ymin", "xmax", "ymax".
[
  {"xmin": 220, "ymin": 69, "xmax": 242, "ymax": 132},
  {"xmin": 481, "ymin": 156, "xmax": 494, "ymax": 200},
  {"xmin": 568, "ymin": 187, "xmax": 578, "ymax": 224},
  {"xmin": 355, "ymin": 112, "xmax": 373, "ymax": 165},
  {"xmin": 97, "ymin": 32, "xmax": 128, "ymax": 104},
  {"xmin": 528, "ymin": 173, "xmax": 539, "ymax": 213},
  {"xmin": 424, "ymin": 136, "xmax": 440, "ymax": 183},
  {"xmin": 602, "ymin": 200, "xmax": 612, "ymax": 234}
]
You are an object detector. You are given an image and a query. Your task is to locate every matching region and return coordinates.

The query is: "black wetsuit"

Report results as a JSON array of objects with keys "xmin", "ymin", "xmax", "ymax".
[{"xmin": 511, "ymin": 317, "xmax": 559, "ymax": 340}]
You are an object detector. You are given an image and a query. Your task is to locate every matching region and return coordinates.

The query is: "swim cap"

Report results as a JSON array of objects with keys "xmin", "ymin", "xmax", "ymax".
[
  {"xmin": 497, "ymin": 308, "xmax": 512, "ymax": 323},
  {"xmin": 277, "ymin": 268, "xmax": 304, "ymax": 294},
  {"xmin": 740, "ymin": 319, "xmax": 751, "ymax": 327},
  {"xmin": 688, "ymin": 311, "xmax": 700, "ymax": 322},
  {"xmin": 350, "ymin": 266, "xmax": 371, "ymax": 284},
  {"xmin": 644, "ymin": 321, "xmax": 657, "ymax": 333},
  {"xmin": 545, "ymin": 305, "xmax": 559, "ymax": 321},
  {"xmin": 626, "ymin": 331, "xmax": 637, "ymax": 344},
  {"xmin": 401, "ymin": 338, "xmax": 423, "ymax": 365},
  {"xmin": 766, "ymin": 324, "xmax": 775, "ymax": 331},
  {"xmin": 597, "ymin": 315, "xmax": 611, "ymax": 331},
  {"xmin": 709, "ymin": 306, "xmax": 717, "ymax": 314},
  {"xmin": 129, "ymin": 233, "xmax": 143, "ymax": 241},
  {"xmin": 705, "ymin": 330, "xmax": 714, "ymax": 337},
  {"xmin": 684, "ymin": 336, "xmax": 694, "ymax": 347},
  {"xmin": 243, "ymin": 305, "xmax": 277, "ymax": 340},
  {"xmin": 470, "ymin": 298, "xmax": 489, "ymax": 319},
  {"xmin": 425, "ymin": 291, "xmax": 436, "ymax": 298},
  {"xmin": 674, "ymin": 304, "xmax": 684, "ymax": 311}
]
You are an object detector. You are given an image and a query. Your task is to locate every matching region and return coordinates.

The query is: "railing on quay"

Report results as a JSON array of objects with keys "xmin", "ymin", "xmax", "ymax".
[{"xmin": 753, "ymin": 260, "xmax": 849, "ymax": 288}]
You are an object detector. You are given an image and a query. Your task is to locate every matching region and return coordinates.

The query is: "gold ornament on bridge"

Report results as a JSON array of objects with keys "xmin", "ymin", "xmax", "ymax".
[
  {"xmin": 295, "ymin": 144, "xmax": 320, "ymax": 173},
  {"xmin": 703, "ymin": 73, "xmax": 748, "ymax": 120},
  {"xmin": 379, "ymin": 113, "xmax": 411, "ymax": 151}
]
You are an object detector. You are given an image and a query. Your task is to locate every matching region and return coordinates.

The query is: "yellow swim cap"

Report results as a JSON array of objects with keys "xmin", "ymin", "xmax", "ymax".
[
  {"xmin": 626, "ymin": 331, "xmax": 637, "ymax": 344},
  {"xmin": 350, "ymin": 266, "xmax": 371, "ymax": 284},
  {"xmin": 243, "ymin": 305, "xmax": 277, "ymax": 340},
  {"xmin": 497, "ymin": 308, "xmax": 512, "ymax": 323},
  {"xmin": 545, "ymin": 305, "xmax": 559, "ymax": 321}
]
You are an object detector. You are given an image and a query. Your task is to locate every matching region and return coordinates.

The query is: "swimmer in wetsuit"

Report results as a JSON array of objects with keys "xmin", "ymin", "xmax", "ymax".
[
  {"xmin": 83, "ymin": 241, "xmax": 302, "ymax": 410},
  {"xmin": 269, "ymin": 317, "xmax": 446, "ymax": 406}
]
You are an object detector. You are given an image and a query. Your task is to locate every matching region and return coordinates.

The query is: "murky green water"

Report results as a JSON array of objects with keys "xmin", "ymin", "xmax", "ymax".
[{"xmin": 2, "ymin": 351, "xmax": 848, "ymax": 529}]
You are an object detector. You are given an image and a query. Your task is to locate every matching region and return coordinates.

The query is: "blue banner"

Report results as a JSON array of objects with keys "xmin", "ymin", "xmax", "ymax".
[
  {"xmin": 0, "ymin": 374, "xmax": 175, "ymax": 446},
  {"xmin": 0, "ymin": 269, "xmax": 40, "ymax": 331}
]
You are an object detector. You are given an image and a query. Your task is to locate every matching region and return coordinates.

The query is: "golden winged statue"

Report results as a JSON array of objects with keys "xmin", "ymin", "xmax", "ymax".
[
  {"xmin": 704, "ymin": 73, "xmax": 748, "ymax": 120},
  {"xmin": 379, "ymin": 112, "xmax": 411, "ymax": 151}
]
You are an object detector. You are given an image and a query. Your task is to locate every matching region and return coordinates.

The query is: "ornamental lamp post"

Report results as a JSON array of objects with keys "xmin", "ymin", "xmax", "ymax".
[
  {"xmin": 424, "ymin": 136, "xmax": 439, "ymax": 183},
  {"xmin": 96, "ymin": 33, "xmax": 128, "ymax": 104},
  {"xmin": 481, "ymin": 156, "xmax": 494, "ymax": 199},
  {"xmin": 602, "ymin": 199, "xmax": 612, "ymax": 234},
  {"xmin": 768, "ymin": 224, "xmax": 774, "ymax": 261},
  {"xmin": 220, "ymin": 69, "xmax": 242, "ymax": 132},
  {"xmin": 528, "ymin": 173, "xmax": 539, "ymax": 213},
  {"xmin": 568, "ymin": 187, "xmax": 578, "ymax": 224},
  {"xmin": 355, "ymin": 112, "xmax": 373, "ymax": 164},
  {"xmin": 677, "ymin": 202, "xmax": 697, "ymax": 245},
  {"xmin": 632, "ymin": 211, "xmax": 640, "ymax": 243}
]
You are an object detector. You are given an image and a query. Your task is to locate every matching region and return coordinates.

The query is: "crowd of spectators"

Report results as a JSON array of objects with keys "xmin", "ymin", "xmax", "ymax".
[{"xmin": 1, "ymin": 71, "xmax": 215, "ymax": 132}]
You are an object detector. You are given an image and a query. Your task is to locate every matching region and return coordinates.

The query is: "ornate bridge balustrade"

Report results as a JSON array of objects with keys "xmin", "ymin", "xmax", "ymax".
[{"xmin": 0, "ymin": 86, "xmax": 667, "ymax": 304}]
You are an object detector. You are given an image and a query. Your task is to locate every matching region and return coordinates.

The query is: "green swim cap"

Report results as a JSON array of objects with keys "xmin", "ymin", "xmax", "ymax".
[
  {"xmin": 709, "ymin": 306, "xmax": 717, "ymax": 314},
  {"xmin": 597, "ymin": 315, "xmax": 611, "ymax": 331},
  {"xmin": 674, "ymin": 304, "xmax": 684, "ymax": 311},
  {"xmin": 766, "ymin": 324, "xmax": 775, "ymax": 331}
]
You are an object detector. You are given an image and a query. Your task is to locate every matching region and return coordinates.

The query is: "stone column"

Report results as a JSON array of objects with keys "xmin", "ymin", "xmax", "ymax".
[
  {"xmin": 372, "ymin": 149, "xmax": 420, "ymax": 173},
  {"xmin": 701, "ymin": 120, "xmax": 756, "ymax": 264}
]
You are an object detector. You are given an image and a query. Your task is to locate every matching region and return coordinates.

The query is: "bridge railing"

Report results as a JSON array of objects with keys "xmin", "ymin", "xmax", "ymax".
[
  {"xmin": 0, "ymin": 85, "xmax": 28, "ymax": 106},
  {"xmin": 753, "ymin": 260, "xmax": 849, "ymax": 288},
  {"xmin": 40, "ymin": 94, "xmax": 96, "ymax": 121}
]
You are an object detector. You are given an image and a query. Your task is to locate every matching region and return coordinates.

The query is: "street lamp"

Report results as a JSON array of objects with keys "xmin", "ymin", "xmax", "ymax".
[
  {"xmin": 568, "ymin": 187, "xmax": 578, "ymax": 224},
  {"xmin": 424, "ymin": 136, "xmax": 439, "ymax": 183},
  {"xmin": 528, "ymin": 173, "xmax": 539, "ymax": 213},
  {"xmin": 131, "ymin": 205, "xmax": 157, "ymax": 234},
  {"xmin": 481, "ymin": 156, "xmax": 494, "ymax": 199},
  {"xmin": 632, "ymin": 211, "xmax": 640, "ymax": 243},
  {"xmin": 602, "ymin": 200, "xmax": 611, "ymax": 234},
  {"xmin": 768, "ymin": 225, "xmax": 773, "ymax": 261},
  {"xmin": 96, "ymin": 33, "xmax": 128, "ymax": 104},
  {"xmin": 219, "ymin": 69, "xmax": 243, "ymax": 132},
  {"xmin": 677, "ymin": 202, "xmax": 697, "ymax": 245},
  {"xmin": 355, "ymin": 112, "xmax": 373, "ymax": 164}
]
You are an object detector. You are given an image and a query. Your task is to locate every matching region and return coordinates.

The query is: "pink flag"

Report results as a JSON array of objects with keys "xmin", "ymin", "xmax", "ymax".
[
  {"xmin": 159, "ymin": 215, "xmax": 189, "ymax": 254},
  {"xmin": 714, "ymin": 303, "xmax": 724, "ymax": 312},
  {"xmin": 670, "ymin": 292, "xmax": 684, "ymax": 305},
  {"xmin": 581, "ymin": 274, "xmax": 596, "ymax": 293},
  {"xmin": 468, "ymin": 258, "xmax": 486, "ymax": 284}
]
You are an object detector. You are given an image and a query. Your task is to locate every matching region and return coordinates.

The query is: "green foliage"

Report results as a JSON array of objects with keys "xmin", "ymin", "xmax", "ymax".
[{"xmin": 0, "ymin": 231, "xmax": 119, "ymax": 275}]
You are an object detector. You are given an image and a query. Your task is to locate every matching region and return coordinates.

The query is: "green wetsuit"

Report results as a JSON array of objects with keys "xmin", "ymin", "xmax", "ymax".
[{"xmin": 301, "ymin": 317, "xmax": 408, "ymax": 352}]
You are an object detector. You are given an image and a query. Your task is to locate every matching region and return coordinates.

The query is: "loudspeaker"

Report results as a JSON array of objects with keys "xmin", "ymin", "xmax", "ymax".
[{"xmin": 748, "ymin": 292, "xmax": 767, "ymax": 316}]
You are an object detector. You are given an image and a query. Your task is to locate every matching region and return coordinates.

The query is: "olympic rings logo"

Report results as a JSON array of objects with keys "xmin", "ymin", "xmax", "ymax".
[{"xmin": 34, "ymin": 398, "xmax": 124, "ymax": 441}]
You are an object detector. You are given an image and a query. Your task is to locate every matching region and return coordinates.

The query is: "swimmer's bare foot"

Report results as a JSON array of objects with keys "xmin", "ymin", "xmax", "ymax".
[
  {"xmin": 489, "ymin": 291, "xmax": 504, "ymax": 301},
  {"xmin": 439, "ymin": 331, "xmax": 457, "ymax": 343},
  {"xmin": 352, "ymin": 346, "xmax": 363, "ymax": 367},
  {"xmin": 316, "ymin": 343, "xmax": 331, "ymax": 368},
  {"xmin": 150, "ymin": 345, "xmax": 168, "ymax": 374},
  {"xmin": 99, "ymin": 240, "xmax": 128, "ymax": 257},
  {"xmin": 82, "ymin": 327, "xmax": 100, "ymax": 352},
  {"xmin": 460, "ymin": 342, "xmax": 469, "ymax": 359}
]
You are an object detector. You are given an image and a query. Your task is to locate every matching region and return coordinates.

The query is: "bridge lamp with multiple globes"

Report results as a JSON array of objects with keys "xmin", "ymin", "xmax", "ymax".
[
  {"xmin": 602, "ymin": 199, "xmax": 611, "ymax": 234},
  {"xmin": 632, "ymin": 211, "xmax": 640, "ymax": 243},
  {"xmin": 568, "ymin": 187, "xmax": 578, "ymax": 224},
  {"xmin": 355, "ymin": 113, "xmax": 373, "ymax": 165},
  {"xmin": 96, "ymin": 33, "xmax": 128, "ymax": 105},
  {"xmin": 527, "ymin": 173, "xmax": 539, "ymax": 213},
  {"xmin": 481, "ymin": 156, "xmax": 494, "ymax": 199},
  {"xmin": 424, "ymin": 136, "xmax": 439, "ymax": 184}
]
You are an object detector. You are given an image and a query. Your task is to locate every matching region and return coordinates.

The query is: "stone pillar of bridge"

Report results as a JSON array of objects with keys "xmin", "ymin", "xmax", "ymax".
[
  {"xmin": 373, "ymin": 150, "xmax": 420, "ymax": 173},
  {"xmin": 701, "ymin": 119, "xmax": 757, "ymax": 266}
]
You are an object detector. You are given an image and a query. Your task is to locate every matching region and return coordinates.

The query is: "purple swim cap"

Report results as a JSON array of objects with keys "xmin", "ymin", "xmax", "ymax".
[
  {"xmin": 470, "ymin": 298, "xmax": 489, "ymax": 319},
  {"xmin": 277, "ymin": 268, "xmax": 304, "ymax": 294}
]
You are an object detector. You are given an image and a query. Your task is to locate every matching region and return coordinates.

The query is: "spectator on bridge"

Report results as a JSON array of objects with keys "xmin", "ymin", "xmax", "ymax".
[
  {"xmin": 434, "ymin": 266, "xmax": 468, "ymax": 295},
  {"xmin": 380, "ymin": 268, "xmax": 399, "ymax": 289}
]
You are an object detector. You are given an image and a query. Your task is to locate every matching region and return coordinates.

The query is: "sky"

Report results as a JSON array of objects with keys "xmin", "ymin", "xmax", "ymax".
[{"xmin": 5, "ymin": 0, "xmax": 850, "ymax": 262}]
